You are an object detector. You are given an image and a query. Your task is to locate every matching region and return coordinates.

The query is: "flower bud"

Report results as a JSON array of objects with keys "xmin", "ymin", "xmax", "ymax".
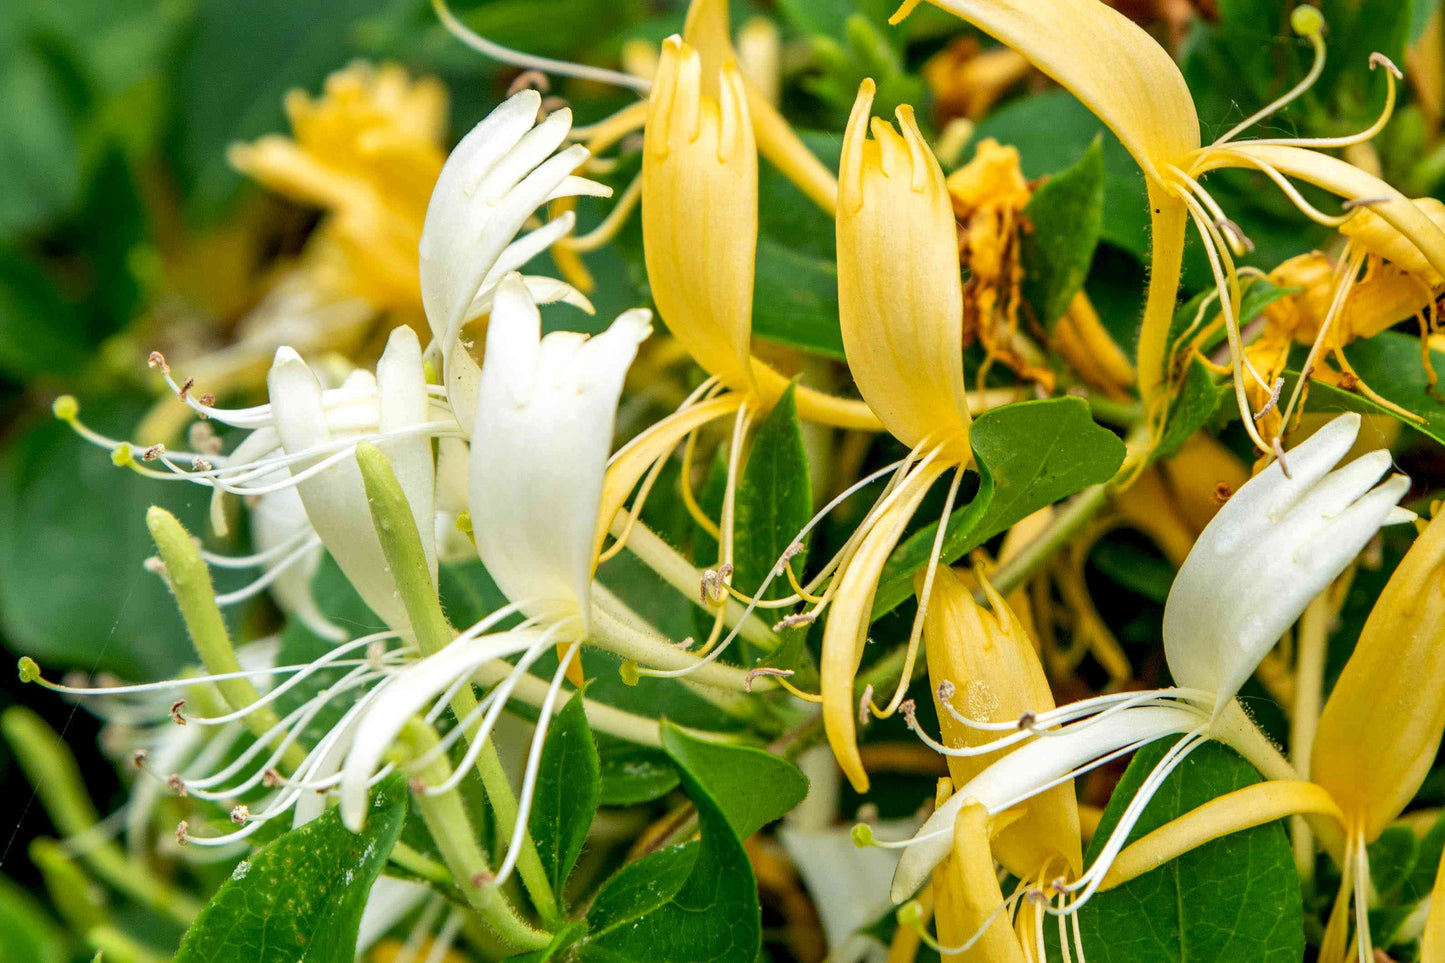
[
  {"xmin": 837, "ymin": 80, "xmax": 971, "ymax": 464},
  {"xmin": 642, "ymin": 36, "xmax": 759, "ymax": 397},
  {"xmin": 924, "ymin": 565, "xmax": 1082, "ymax": 878},
  {"xmin": 930, "ymin": 793, "xmax": 1027, "ymax": 962},
  {"xmin": 1312, "ymin": 510, "xmax": 1445, "ymax": 840}
]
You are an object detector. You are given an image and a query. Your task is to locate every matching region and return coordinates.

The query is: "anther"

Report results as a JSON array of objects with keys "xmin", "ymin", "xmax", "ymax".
[
  {"xmin": 899, "ymin": 698, "xmax": 918, "ymax": 724},
  {"xmin": 175, "ymin": 821, "xmax": 189, "ymax": 845},
  {"xmin": 773, "ymin": 612, "xmax": 817, "ymax": 631},
  {"xmin": 169, "ymin": 699, "xmax": 186, "ymax": 725},
  {"xmin": 409, "ymin": 777, "xmax": 428, "ymax": 794},
  {"xmin": 262, "ymin": 768, "xmax": 282, "ymax": 788},
  {"xmin": 1017, "ymin": 711, "xmax": 1037, "ymax": 731},
  {"xmin": 1214, "ymin": 218, "xmax": 1255, "ymax": 253},
  {"xmin": 178, "ymin": 377, "xmax": 195, "ymax": 401},
  {"xmin": 936, "ymin": 680, "xmax": 956, "ymax": 702},
  {"xmin": 230, "ymin": 805, "xmax": 250, "ymax": 826},
  {"xmin": 148, "ymin": 351, "xmax": 169, "ymax": 373},
  {"xmin": 1369, "ymin": 52, "xmax": 1403, "ymax": 79},
  {"xmin": 144, "ymin": 556, "xmax": 167, "ymax": 578},
  {"xmin": 470, "ymin": 870, "xmax": 495, "ymax": 888},
  {"xmin": 1273, "ymin": 437, "xmax": 1293, "ymax": 479},
  {"xmin": 188, "ymin": 421, "xmax": 223, "ymax": 455},
  {"xmin": 1213, "ymin": 482, "xmax": 1234, "ymax": 504},
  {"xmin": 142, "ymin": 444, "xmax": 165, "ymax": 462},
  {"xmin": 199, "ymin": 393, "xmax": 216, "ymax": 408},
  {"xmin": 507, "ymin": 70, "xmax": 550, "ymax": 95},
  {"xmin": 16, "ymin": 656, "xmax": 40, "ymax": 684},
  {"xmin": 1024, "ymin": 887, "xmax": 1049, "ymax": 906},
  {"xmin": 366, "ymin": 639, "xmax": 387, "ymax": 669},
  {"xmin": 1253, "ymin": 377, "xmax": 1284, "ymax": 421},
  {"xmin": 191, "ymin": 457, "xmax": 213, "ymax": 471},
  {"xmin": 745, "ymin": 667, "xmax": 794, "ymax": 692},
  {"xmin": 1342, "ymin": 196, "xmax": 1391, "ymax": 211},
  {"xmin": 859, "ymin": 684, "xmax": 874, "ymax": 726},
  {"xmin": 675, "ymin": 635, "xmax": 695, "ymax": 649},
  {"xmin": 167, "ymin": 774, "xmax": 188, "ymax": 796},
  {"xmin": 132, "ymin": 749, "xmax": 149, "ymax": 769}
]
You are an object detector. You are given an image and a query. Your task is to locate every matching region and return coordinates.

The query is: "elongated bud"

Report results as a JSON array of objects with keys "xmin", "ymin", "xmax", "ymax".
[
  {"xmin": 924, "ymin": 566, "xmax": 1082, "ymax": 877},
  {"xmin": 643, "ymin": 35, "xmax": 759, "ymax": 396},
  {"xmin": 1312, "ymin": 511, "xmax": 1445, "ymax": 840},
  {"xmin": 930, "ymin": 795, "xmax": 1027, "ymax": 962},
  {"xmin": 837, "ymin": 81, "xmax": 971, "ymax": 463}
]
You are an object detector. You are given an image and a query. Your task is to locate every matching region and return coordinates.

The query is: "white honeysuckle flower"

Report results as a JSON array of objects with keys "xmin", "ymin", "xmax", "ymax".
[
  {"xmin": 470, "ymin": 274, "xmax": 654, "ymax": 632},
  {"xmin": 419, "ymin": 89, "xmax": 611, "ymax": 436},
  {"xmin": 433, "ymin": 436, "xmax": 476, "ymax": 564},
  {"xmin": 888, "ymin": 413, "xmax": 1410, "ymax": 910},
  {"xmin": 247, "ymin": 486, "xmax": 341, "ymax": 641},
  {"xmin": 268, "ymin": 326, "xmax": 439, "ymax": 635}
]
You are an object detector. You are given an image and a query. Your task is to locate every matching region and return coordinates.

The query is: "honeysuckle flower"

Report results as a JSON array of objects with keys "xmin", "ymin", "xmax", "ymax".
[
  {"xmin": 812, "ymin": 80, "xmax": 975, "ymax": 793},
  {"xmin": 924, "ymin": 37, "xmax": 1031, "ymax": 124},
  {"xmin": 61, "ymin": 327, "xmax": 459, "ymax": 638},
  {"xmin": 885, "ymin": 414, "xmax": 1411, "ymax": 938},
  {"xmin": 418, "ymin": 88, "xmax": 609, "ymax": 439},
  {"xmin": 918, "ymin": 567, "xmax": 1082, "ymax": 892},
  {"xmin": 896, "ymin": 0, "xmax": 1445, "ymax": 455},
  {"xmin": 1310, "ymin": 510, "xmax": 1445, "ymax": 963},
  {"xmin": 229, "ymin": 61, "xmax": 448, "ymax": 317}
]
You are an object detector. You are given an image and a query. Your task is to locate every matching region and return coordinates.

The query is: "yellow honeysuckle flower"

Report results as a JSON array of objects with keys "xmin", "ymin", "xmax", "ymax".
[
  {"xmin": 809, "ymin": 80, "xmax": 981, "ymax": 792},
  {"xmin": 914, "ymin": 566, "xmax": 1083, "ymax": 895},
  {"xmin": 929, "ymin": 794, "xmax": 1030, "ymax": 962},
  {"xmin": 597, "ymin": 33, "xmax": 884, "ymax": 666},
  {"xmin": 897, "ymin": 0, "xmax": 1445, "ymax": 456},
  {"xmin": 924, "ymin": 38, "xmax": 1031, "ymax": 124},
  {"xmin": 1311, "ymin": 510, "xmax": 1445, "ymax": 963},
  {"xmin": 228, "ymin": 61, "xmax": 448, "ymax": 318}
]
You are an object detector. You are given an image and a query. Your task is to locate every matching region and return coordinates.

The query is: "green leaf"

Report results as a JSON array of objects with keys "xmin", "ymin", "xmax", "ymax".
[
  {"xmin": 175, "ymin": 775, "xmax": 407, "ymax": 963},
  {"xmin": 659, "ymin": 724, "xmax": 809, "ymax": 840},
  {"xmin": 1021, "ymin": 137, "xmax": 1105, "ymax": 329},
  {"xmin": 734, "ymin": 383, "xmax": 812, "ymax": 598},
  {"xmin": 1368, "ymin": 826, "xmax": 1419, "ymax": 900},
  {"xmin": 1077, "ymin": 740, "xmax": 1303, "ymax": 962},
  {"xmin": 530, "ymin": 691, "xmax": 601, "ymax": 901},
  {"xmin": 0, "ymin": 43, "xmax": 80, "ymax": 236},
  {"xmin": 1284, "ymin": 331, "xmax": 1445, "ymax": 445},
  {"xmin": 0, "ymin": 246, "xmax": 89, "ymax": 378},
  {"xmin": 598, "ymin": 746, "xmax": 679, "ymax": 806},
  {"xmin": 1411, "ymin": 0, "xmax": 1438, "ymax": 42},
  {"xmin": 872, "ymin": 398, "xmax": 1126, "ymax": 618},
  {"xmin": 575, "ymin": 725, "xmax": 808, "ymax": 963},
  {"xmin": 0, "ymin": 874, "xmax": 68, "ymax": 963}
]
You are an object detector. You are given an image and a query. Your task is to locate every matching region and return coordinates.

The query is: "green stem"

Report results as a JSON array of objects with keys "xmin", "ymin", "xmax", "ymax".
[
  {"xmin": 145, "ymin": 507, "xmax": 307, "ymax": 771},
  {"xmin": 394, "ymin": 720, "xmax": 551, "ymax": 952},
  {"xmin": 390, "ymin": 840, "xmax": 461, "ymax": 888},
  {"xmin": 1, "ymin": 707, "xmax": 201, "ymax": 924},
  {"xmin": 355, "ymin": 441, "xmax": 559, "ymax": 926}
]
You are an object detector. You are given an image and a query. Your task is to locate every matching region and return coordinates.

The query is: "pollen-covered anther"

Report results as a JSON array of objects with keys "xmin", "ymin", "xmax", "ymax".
[
  {"xmin": 191, "ymin": 457, "xmax": 213, "ymax": 471},
  {"xmin": 1214, "ymin": 482, "xmax": 1235, "ymax": 504},
  {"xmin": 262, "ymin": 768, "xmax": 282, "ymax": 788},
  {"xmin": 1214, "ymin": 217, "xmax": 1255, "ymax": 254},
  {"xmin": 230, "ymin": 805, "xmax": 250, "ymax": 826},
  {"xmin": 936, "ymin": 679, "xmax": 956, "ymax": 702},
  {"xmin": 745, "ymin": 667, "xmax": 794, "ymax": 692},
  {"xmin": 144, "ymin": 556, "xmax": 167, "ymax": 578},
  {"xmin": 1024, "ymin": 887, "xmax": 1049, "ymax": 906},
  {"xmin": 1341, "ymin": 195, "xmax": 1392, "ymax": 211},
  {"xmin": 198, "ymin": 393, "xmax": 216, "ymax": 408},
  {"xmin": 177, "ymin": 377, "xmax": 195, "ymax": 402},
  {"xmin": 175, "ymin": 821, "xmax": 189, "ymax": 845},
  {"xmin": 899, "ymin": 698, "xmax": 918, "ymax": 725},
  {"xmin": 131, "ymin": 749, "xmax": 149, "ymax": 769},
  {"xmin": 167, "ymin": 774, "xmax": 187, "ymax": 797},
  {"xmin": 169, "ymin": 699, "xmax": 186, "ymax": 725},
  {"xmin": 142, "ymin": 444, "xmax": 165, "ymax": 462},
  {"xmin": 147, "ymin": 351, "xmax": 169, "ymax": 373},
  {"xmin": 1253, "ymin": 378, "xmax": 1284, "ymax": 421},
  {"xmin": 1369, "ymin": 52, "xmax": 1404, "ymax": 79},
  {"xmin": 1016, "ymin": 710, "xmax": 1038, "ymax": 731},
  {"xmin": 366, "ymin": 639, "xmax": 387, "ymax": 669},
  {"xmin": 773, "ymin": 612, "xmax": 817, "ymax": 631}
]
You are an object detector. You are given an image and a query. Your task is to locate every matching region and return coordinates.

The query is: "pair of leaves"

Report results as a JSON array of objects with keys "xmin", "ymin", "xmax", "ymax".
[
  {"xmin": 175, "ymin": 775, "xmax": 408, "ymax": 963},
  {"xmin": 1074, "ymin": 740, "xmax": 1303, "ymax": 962}
]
